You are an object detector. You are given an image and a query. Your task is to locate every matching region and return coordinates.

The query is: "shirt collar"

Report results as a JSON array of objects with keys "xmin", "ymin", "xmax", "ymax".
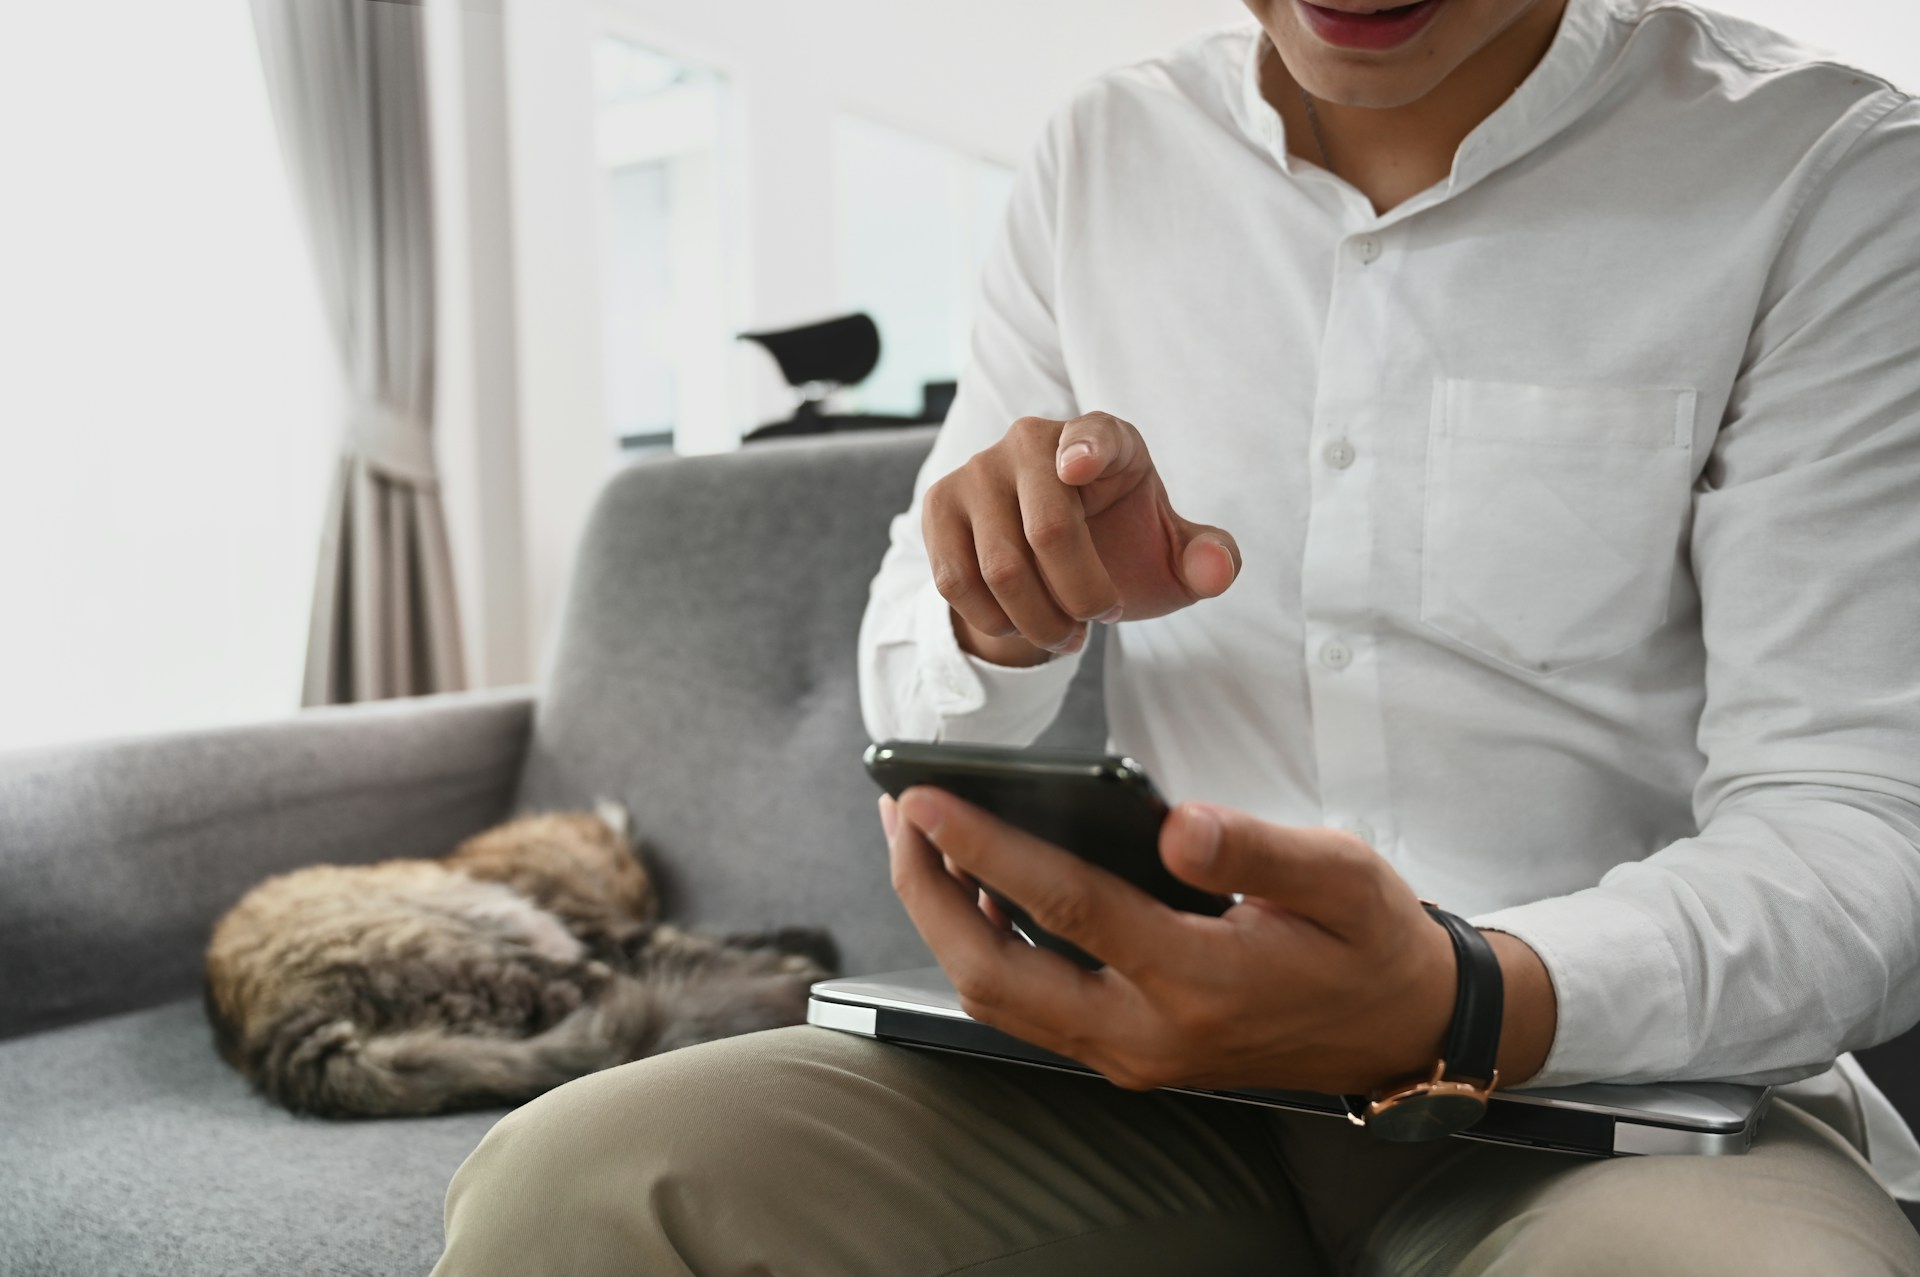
[
  {"xmin": 1447, "ymin": 0, "xmax": 1622, "ymax": 195},
  {"xmin": 1236, "ymin": 27, "xmax": 1296, "ymax": 176},
  {"xmin": 1233, "ymin": 0, "xmax": 1624, "ymax": 218}
]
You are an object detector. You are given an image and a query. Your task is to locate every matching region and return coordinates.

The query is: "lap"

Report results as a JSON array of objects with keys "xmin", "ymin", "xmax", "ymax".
[
  {"xmin": 435, "ymin": 1025, "xmax": 1324, "ymax": 1277},
  {"xmin": 435, "ymin": 1028, "xmax": 1920, "ymax": 1277}
]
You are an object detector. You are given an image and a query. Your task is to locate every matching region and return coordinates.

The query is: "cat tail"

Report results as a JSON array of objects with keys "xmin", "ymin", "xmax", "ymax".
[{"xmin": 283, "ymin": 979, "xmax": 661, "ymax": 1119}]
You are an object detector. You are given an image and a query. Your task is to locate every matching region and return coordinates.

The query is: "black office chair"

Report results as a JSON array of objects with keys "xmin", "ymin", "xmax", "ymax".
[{"xmin": 740, "ymin": 312, "xmax": 953, "ymax": 442}]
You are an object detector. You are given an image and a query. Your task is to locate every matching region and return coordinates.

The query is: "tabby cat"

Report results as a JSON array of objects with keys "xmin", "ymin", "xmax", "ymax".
[{"xmin": 204, "ymin": 803, "xmax": 836, "ymax": 1118}]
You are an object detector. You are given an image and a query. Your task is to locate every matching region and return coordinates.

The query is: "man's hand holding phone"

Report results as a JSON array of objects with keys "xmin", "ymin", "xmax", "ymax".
[
  {"xmin": 899, "ymin": 412, "xmax": 1555, "ymax": 1097},
  {"xmin": 922, "ymin": 411, "xmax": 1242, "ymax": 666},
  {"xmin": 881, "ymin": 787, "xmax": 1557, "ymax": 1097}
]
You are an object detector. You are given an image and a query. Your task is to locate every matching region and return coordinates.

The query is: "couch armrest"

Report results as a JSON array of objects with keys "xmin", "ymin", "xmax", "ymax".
[{"xmin": 0, "ymin": 686, "xmax": 535, "ymax": 1041}]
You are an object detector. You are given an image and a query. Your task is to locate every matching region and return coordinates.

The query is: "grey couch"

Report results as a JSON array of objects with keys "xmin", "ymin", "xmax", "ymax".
[{"xmin": 1, "ymin": 427, "xmax": 1911, "ymax": 1274}]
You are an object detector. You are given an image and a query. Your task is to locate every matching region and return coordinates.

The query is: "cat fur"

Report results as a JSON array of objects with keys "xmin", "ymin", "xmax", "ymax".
[{"xmin": 203, "ymin": 803, "xmax": 836, "ymax": 1118}]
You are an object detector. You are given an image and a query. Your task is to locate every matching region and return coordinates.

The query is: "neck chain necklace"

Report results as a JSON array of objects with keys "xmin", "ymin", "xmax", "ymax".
[{"xmin": 1299, "ymin": 86, "xmax": 1336, "ymax": 178}]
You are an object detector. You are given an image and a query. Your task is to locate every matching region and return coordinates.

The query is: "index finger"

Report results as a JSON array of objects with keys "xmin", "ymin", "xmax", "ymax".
[
  {"xmin": 1054, "ymin": 411, "xmax": 1143, "ymax": 487},
  {"xmin": 896, "ymin": 786, "xmax": 1194, "ymax": 976},
  {"xmin": 1016, "ymin": 463, "xmax": 1120, "ymax": 623}
]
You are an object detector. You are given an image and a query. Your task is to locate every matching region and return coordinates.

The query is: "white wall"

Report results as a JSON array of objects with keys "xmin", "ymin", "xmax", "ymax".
[
  {"xmin": 429, "ymin": 0, "xmax": 535, "ymax": 694},
  {"xmin": 1711, "ymin": 0, "xmax": 1918, "ymax": 88}
]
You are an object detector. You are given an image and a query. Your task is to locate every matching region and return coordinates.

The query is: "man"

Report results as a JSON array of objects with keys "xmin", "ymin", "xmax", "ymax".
[{"xmin": 436, "ymin": 0, "xmax": 1920, "ymax": 1270}]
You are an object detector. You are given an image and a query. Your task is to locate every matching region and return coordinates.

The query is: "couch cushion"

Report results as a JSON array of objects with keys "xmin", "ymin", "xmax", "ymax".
[
  {"xmin": 0, "ymin": 999, "xmax": 499, "ymax": 1276},
  {"xmin": 515, "ymin": 428, "xmax": 1107, "ymax": 977}
]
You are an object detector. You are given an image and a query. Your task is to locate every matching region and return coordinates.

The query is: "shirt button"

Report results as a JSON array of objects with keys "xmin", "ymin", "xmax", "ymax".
[
  {"xmin": 1343, "ymin": 820, "xmax": 1377, "ymax": 847},
  {"xmin": 1319, "ymin": 640, "xmax": 1353, "ymax": 670},
  {"xmin": 1354, "ymin": 235, "xmax": 1381, "ymax": 264},
  {"xmin": 1323, "ymin": 439, "xmax": 1356, "ymax": 470}
]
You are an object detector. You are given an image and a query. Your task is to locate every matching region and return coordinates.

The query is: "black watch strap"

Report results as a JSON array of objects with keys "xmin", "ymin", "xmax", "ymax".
[{"xmin": 1424, "ymin": 903, "xmax": 1503, "ymax": 1087}]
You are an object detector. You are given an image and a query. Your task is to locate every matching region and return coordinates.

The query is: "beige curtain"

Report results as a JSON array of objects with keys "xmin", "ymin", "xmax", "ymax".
[{"xmin": 251, "ymin": 0, "xmax": 467, "ymax": 705}]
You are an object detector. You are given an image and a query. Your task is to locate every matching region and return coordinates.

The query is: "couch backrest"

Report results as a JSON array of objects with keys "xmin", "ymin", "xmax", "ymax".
[
  {"xmin": 0, "ymin": 689, "xmax": 534, "ymax": 1041},
  {"xmin": 514, "ymin": 428, "xmax": 1107, "ymax": 974}
]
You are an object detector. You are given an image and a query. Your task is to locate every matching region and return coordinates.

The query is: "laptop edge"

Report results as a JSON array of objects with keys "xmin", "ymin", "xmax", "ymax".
[{"xmin": 809, "ymin": 970, "xmax": 1768, "ymax": 1158}]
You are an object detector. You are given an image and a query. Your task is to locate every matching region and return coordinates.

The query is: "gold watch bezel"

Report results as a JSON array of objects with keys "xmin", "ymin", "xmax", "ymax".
[{"xmin": 1348, "ymin": 1059, "xmax": 1500, "ymax": 1143}]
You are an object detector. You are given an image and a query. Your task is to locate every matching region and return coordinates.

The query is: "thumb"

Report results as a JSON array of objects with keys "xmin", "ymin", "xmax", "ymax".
[
  {"xmin": 1173, "ymin": 519, "xmax": 1241, "ymax": 599},
  {"xmin": 1161, "ymin": 803, "xmax": 1378, "ymax": 935}
]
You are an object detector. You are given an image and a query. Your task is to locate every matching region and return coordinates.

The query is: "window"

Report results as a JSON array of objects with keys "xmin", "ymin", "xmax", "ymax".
[
  {"xmin": 0, "ymin": 2, "xmax": 335, "ymax": 750},
  {"xmin": 594, "ymin": 38, "xmax": 739, "ymax": 456},
  {"xmin": 833, "ymin": 117, "xmax": 1015, "ymax": 420}
]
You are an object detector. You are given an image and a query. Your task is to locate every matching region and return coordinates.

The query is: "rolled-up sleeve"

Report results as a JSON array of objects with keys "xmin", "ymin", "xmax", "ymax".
[
  {"xmin": 1476, "ymin": 98, "xmax": 1920, "ymax": 1087},
  {"xmin": 858, "ymin": 109, "xmax": 1089, "ymax": 745}
]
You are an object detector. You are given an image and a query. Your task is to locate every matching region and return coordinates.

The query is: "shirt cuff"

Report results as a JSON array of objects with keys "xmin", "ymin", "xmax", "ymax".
[
  {"xmin": 1472, "ymin": 889, "xmax": 1691, "ymax": 1089},
  {"xmin": 910, "ymin": 580, "xmax": 1085, "ymax": 738}
]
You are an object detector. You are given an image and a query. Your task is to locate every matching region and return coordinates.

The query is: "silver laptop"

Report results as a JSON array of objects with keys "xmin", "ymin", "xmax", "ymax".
[{"xmin": 809, "ymin": 967, "xmax": 1769, "ymax": 1158}]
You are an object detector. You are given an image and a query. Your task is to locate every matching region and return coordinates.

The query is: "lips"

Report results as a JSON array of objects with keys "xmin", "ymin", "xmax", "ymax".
[
  {"xmin": 1295, "ymin": 0, "xmax": 1446, "ymax": 51},
  {"xmin": 1310, "ymin": 0, "xmax": 1427, "ymax": 10}
]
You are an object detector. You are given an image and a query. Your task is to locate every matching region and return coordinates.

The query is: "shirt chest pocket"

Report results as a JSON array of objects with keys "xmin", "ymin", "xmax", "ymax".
[{"xmin": 1420, "ymin": 379, "xmax": 1698, "ymax": 675}]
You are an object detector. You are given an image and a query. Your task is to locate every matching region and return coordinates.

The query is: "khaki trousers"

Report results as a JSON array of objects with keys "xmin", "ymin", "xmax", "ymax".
[{"xmin": 433, "ymin": 1025, "xmax": 1920, "ymax": 1276}]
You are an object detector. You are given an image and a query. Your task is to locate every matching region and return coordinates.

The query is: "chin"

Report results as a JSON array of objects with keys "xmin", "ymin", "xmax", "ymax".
[
  {"xmin": 1251, "ymin": 1, "xmax": 1458, "ymax": 106},
  {"xmin": 1256, "ymin": 0, "xmax": 1559, "ymax": 109},
  {"xmin": 1296, "ymin": 59, "xmax": 1457, "ymax": 109}
]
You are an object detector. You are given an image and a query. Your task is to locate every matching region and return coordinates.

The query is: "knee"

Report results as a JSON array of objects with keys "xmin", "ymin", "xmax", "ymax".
[
  {"xmin": 1464, "ymin": 1172, "xmax": 1756, "ymax": 1277},
  {"xmin": 1461, "ymin": 1112, "xmax": 1920, "ymax": 1277},
  {"xmin": 1474, "ymin": 1187, "xmax": 1873, "ymax": 1277},
  {"xmin": 437, "ymin": 1027, "xmax": 853, "ymax": 1274}
]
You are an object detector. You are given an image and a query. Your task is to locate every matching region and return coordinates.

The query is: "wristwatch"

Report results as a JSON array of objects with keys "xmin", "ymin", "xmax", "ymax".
[{"xmin": 1344, "ymin": 903, "xmax": 1504, "ymax": 1143}]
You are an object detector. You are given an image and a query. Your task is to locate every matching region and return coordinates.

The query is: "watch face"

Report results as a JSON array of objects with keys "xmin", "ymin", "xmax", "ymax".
[{"xmin": 1368, "ymin": 1091, "xmax": 1488, "ymax": 1143}]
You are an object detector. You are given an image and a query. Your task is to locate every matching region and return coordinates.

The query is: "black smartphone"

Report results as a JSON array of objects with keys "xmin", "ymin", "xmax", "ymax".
[{"xmin": 863, "ymin": 740, "xmax": 1231, "ymax": 968}]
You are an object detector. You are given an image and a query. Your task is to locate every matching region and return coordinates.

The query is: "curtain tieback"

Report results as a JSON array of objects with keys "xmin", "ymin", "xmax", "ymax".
[{"xmin": 350, "ymin": 402, "xmax": 438, "ymax": 487}]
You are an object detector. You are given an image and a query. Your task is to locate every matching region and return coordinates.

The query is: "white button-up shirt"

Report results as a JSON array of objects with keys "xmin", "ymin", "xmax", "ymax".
[{"xmin": 858, "ymin": 0, "xmax": 1920, "ymax": 1190}]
